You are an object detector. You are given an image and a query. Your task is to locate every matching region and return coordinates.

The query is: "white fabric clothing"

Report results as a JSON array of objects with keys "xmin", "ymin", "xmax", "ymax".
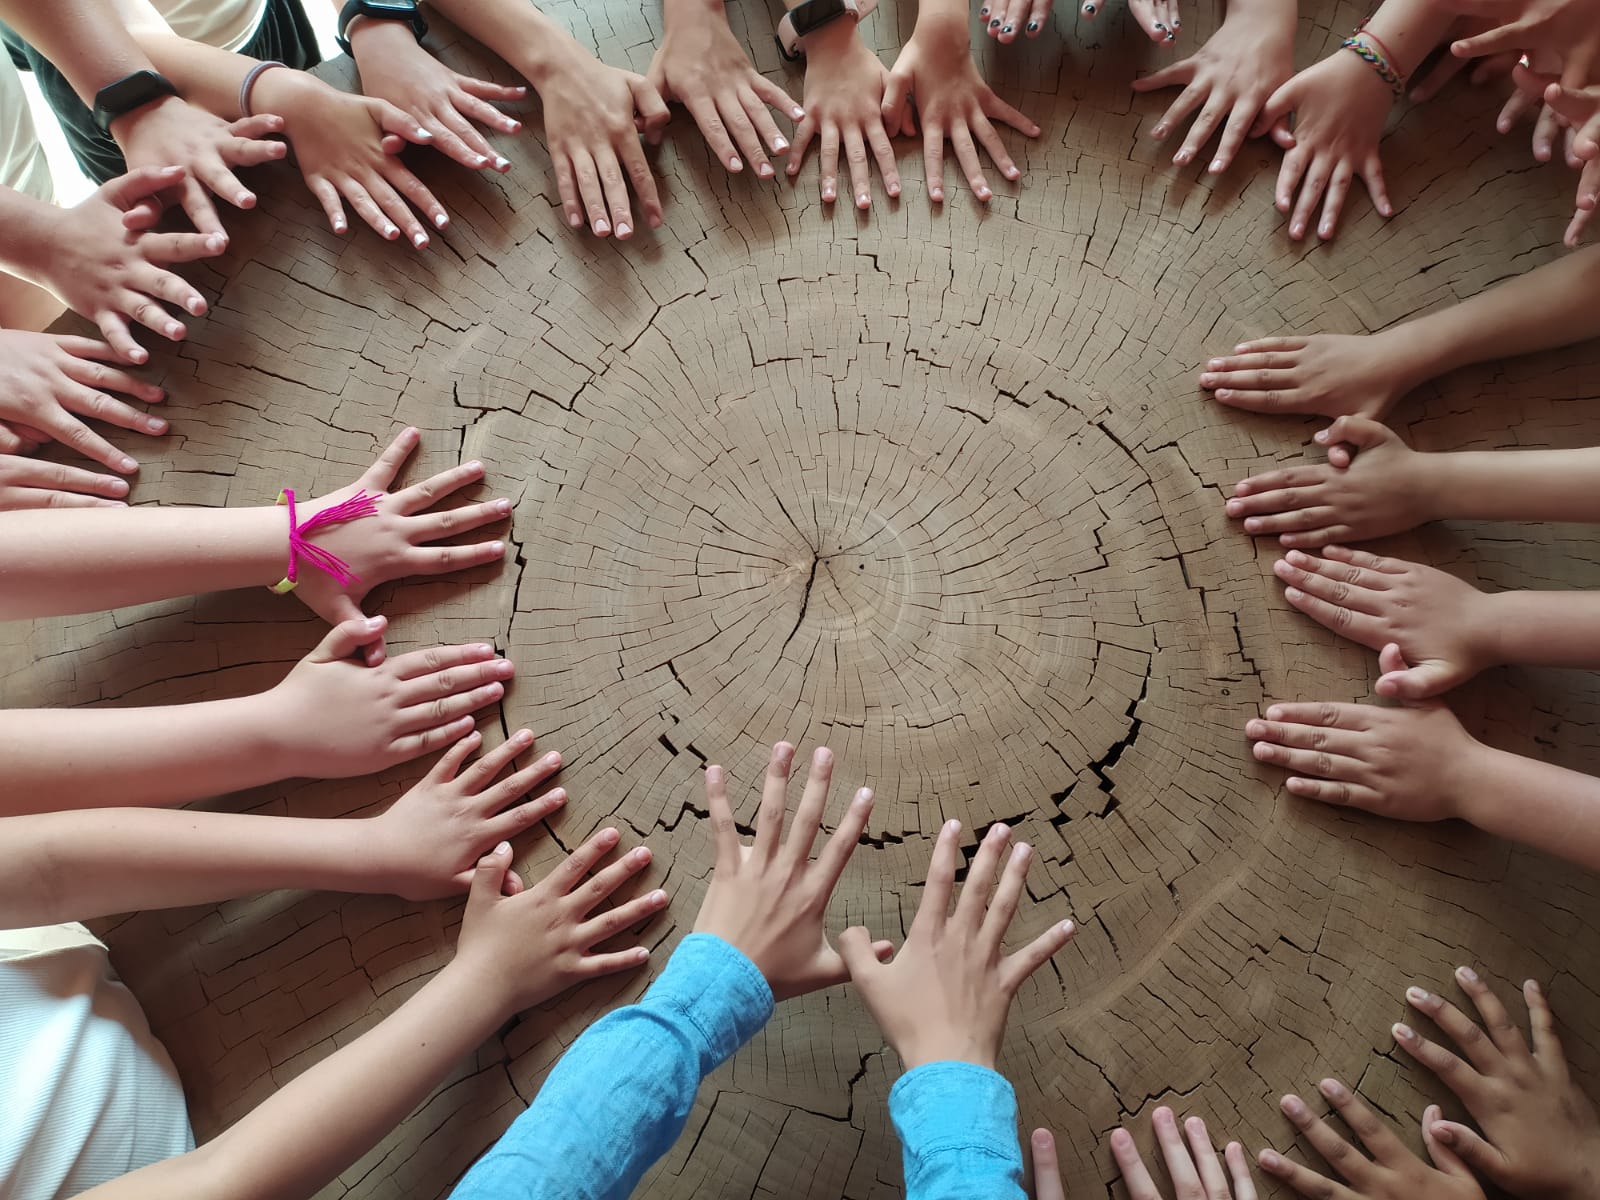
[
  {"xmin": 0, "ymin": 58, "xmax": 53, "ymax": 201},
  {"xmin": 155, "ymin": 0, "xmax": 271, "ymax": 52},
  {"xmin": 0, "ymin": 928, "xmax": 193, "ymax": 1200}
]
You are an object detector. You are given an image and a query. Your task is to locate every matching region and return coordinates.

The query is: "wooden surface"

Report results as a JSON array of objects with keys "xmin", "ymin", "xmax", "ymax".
[{"xmin": 5, "ymin": 0, "xmax": 1600, "ymax": 1196}]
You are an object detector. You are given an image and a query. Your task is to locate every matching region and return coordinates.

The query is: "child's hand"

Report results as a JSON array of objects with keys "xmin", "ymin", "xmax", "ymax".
[
  {"xmin": 1272, "ymin": 547, "xmax": 1496, "ymax": 699},
  {"xmin": 1446, "ymin": 0, "xmax": 1600, "ymax": 90},
  {"xmin": 14, "ymin": 167, "xmax": 226, "ymax": 362},
  {"xmin": 1246, "ymin": 648, "xmax": 1485, "ymax": 821},
  {"xmin": 252, "ymin": 68, "xmax": 447, "ymax": 246},
  {"xmin": 535, "ymin": 46, "xmax": 669, "ymax": 238},
  {"xmin": 0, "ymin": 454, "xmax": 130, "ymax": 510},
  {"xmin": 1081, "ymin": 0, "xmax": 1180, "ymax": 44},
  {"xmin": 1259, "ymin": 1085, "xmax": 1485, "ymax": 1199},
  {"xmin": 1254, "ymin": 51, "xmax": 1396, "ymax": 240},
  {"xmin": 1132, "ymin": 3, "xmax": 1295, "ymax": 175},
  {"xmin": 838, "ymin": 818, "xmax": 1076, "ymax": 1069},
  {"xmin": 882, "ymin": 19, "xmax": 1039, "ymax": 204},
  {"xmin": 290, "ymin": 427, "xmax": 509, "ymax": 640},
  {"xmin": 1110, "ymin": 1108, "xmax": 1259, "ymax": 1199},
  {"xmin": 452, "ymin": 834, "xmax": 666, "ymax": 1015},
  {"xmin": 646, "ymin": 6, "xmax": 801, "ymax": 180},
  {"xmin": 111, "ymin": 97, "xmax": 288, "ymax": 237},
  {"xmin": 1394, "ymin": 967, "xmax": 1600, "ymax": 1200},
  {"xmin": 263, "ymin": 615, "xmax": 513, "ymax": 780},
  {"xmin": 1201, "ymin": 334, "xmax": 1419, "ymax": 420},
  {"xmin": 785, "ymin": 25, "xmax": 900, "ymax": 209},
  {"xmin": 348, "ymin": 20, "xmax": 526, "ymax": 172},
  {"xmin": 1226, "ymin": 417, "xmax": 1438, "ymax": 548},
  {"xmin": 371, "ymin": 726, "xmax": 570, "ymax": 901},
  {"xmin": 693, "ymin": 743, "xmax": 884, "ymax": 1000},
  {"xmin": 1031, "ymin": 1128, "xmax": 1066, "ymax": 1200},
  {"xmin": 0, "ymin": 330, "xmax": 167, "ymax": 475},
  {"xmin": 978, "ymin": 0, "xmax": 1054, "ymax": 42}
]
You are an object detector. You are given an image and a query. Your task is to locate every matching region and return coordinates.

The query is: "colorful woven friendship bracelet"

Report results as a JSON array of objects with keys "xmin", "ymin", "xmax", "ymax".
[
  {"xmin": 268, "ymin": 487, "xmax": 382, "ymax": 594},
  {"xmin": 1341, "ymin": 34, "xmax": 1405, "ymax": 96}
]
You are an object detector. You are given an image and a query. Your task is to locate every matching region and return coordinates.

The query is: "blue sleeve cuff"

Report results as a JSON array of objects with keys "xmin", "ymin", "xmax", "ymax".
[
  {"xmin": 890, "ymin": 1062, "xmax": 1024, "ymax": 1195},
  {"xmin": 645, "ymin": 933, "xmax": 774, "ymax": 1064}
]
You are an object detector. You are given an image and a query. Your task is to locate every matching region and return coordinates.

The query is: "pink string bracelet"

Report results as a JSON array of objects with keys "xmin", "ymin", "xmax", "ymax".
[{"xmin": 268, "ymin": 487, "xmax": 381, "ymax": 594}]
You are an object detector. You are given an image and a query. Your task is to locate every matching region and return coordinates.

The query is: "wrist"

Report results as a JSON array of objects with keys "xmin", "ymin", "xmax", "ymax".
[
  {"xmin": 502, "ymin": 15, "xmax": 587, "ymax": 91},
  {"xmin": 443, "ymin": 945, "xmax": 521, "ymax": 1022},
  {"xmin": 106, "ymin": 92, "xmax": 184, "ymax": 150},
  {"xmin": 1408, "ymin": 450, "xmax": 1455, "ymax": 524},
  {"xmin": 1469, "ymin": 589, "xmax": 1513, "ymax": 671},
  {"xmin": 250, "ymin": 65, "xmax": 320, "ymax": 120},
  {"xmin": 663, "ymin": 0, "xmax": 728, "ymax": 18},
  {"xmin": 896, "ymin": 1035, "xmax": 997, "ymax": 1072},
  {"xmin": 909, "ymin": 10, "xmax": 969, "ymax": 50},
  {"xmin": 348, "ymin": 16, "xmax": 424, "ymax": 59},
  {"xmin": 1369, "ymin": 324, "xmax": 1444, "ymax": 396},
  {"xmin": 1329, "ymin": 44, "xmax": 1398, "ymax": 107},
  {"xmin": 801, "ymin": 17, "xmax": 862, "ymax": 61},
  {"xmin": 0, "ymin": 190, "xmax": 64, "ymax": 288},
  {"xmin": 1449, "ymin": 741, "xmax": 1512, "ymax": 830}
]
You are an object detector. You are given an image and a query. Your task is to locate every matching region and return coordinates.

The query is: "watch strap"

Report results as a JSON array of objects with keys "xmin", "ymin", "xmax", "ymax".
[
  {"xmin": 92, "ymin": 70, "xmax": 179, "ymax": 135},
  {"xmin": 775, "ymin": 0, "xmax": 875, "ymax": 61},
  {"xmin": 336, "ymin": 0, "xmax": 429, "ymax": 55}
]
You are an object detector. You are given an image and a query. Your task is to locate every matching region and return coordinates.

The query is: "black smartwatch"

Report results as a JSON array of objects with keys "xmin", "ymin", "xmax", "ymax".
[
  {"xmin": 336, "ymin": 0, "xmax": 429, "ymax": 55},
  {"xmin": 92, "ymin": 69, "xmax": 179, "ymax": 135},
  {"xmin": 775, "ymin": 0, "xmax": 877, "ymax": 61}
]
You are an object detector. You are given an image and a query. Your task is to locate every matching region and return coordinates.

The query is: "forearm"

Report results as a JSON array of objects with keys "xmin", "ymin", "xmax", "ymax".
[
  {"xmin": 0, "ymin": 505, "xmax": 285, "ymax": 619},
  {"xmin": 0, "ymin": 0, "xmax": 154, "ymax": 103},
  {"xmin": 0, "ymin": 807, "xmax": 396, "ymax": 926},
  {"xmin": 0, "ymin": 696, "xmax": 294, "ymax": 812},
  {"xmin": 1360, "ymin": 0, "xmax": 1453, "ymax": 79},
  {"xmin": 450, "ymin": 934, "xmax": 773, "ymax": 1200},
  {"xmin": 1482, "ymin": 590, "xmax": 1600, "ymax": 670},
  {"xmin": 910, "ymin": 0, "xmax": 970, "ymax": 31},
  {"xmin": 424, "ymin": 0, "xmax": 587, "ymax": 89},
  {"xmin": 125, "ymin": 30, "xmax": 255, "ymax": 118},
  {"xmin": 1458, "ymin": 747, "xmax": 1600, "ymax": 872},
  {"xmin": 1379, "ymin": 244, "xmax": 1600, "ymax": 383},
  {"xmin": 1425, "ymin": 447, "xmax": 1600, "ymax": 524},
  {"xmin": 0, "ymin": 188, "xmax": 65, "ymax": 291},
  {"xmin": 890, "ymin": 1063, "xmax": 1027, "ymax": 1200},
  {"xmin": 662, "ymin": 0, "xmax": 730, "ymax": 30},
  {"xmin": 76, "ymin": 961, "xmax": 504, "ymax": 1200}
]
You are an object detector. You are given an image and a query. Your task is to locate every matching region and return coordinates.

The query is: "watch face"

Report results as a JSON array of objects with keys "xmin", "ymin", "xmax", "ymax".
[
  {"xmin": 362, "ymin": 0, "xmax": 419, "ymax": 12},
  {"xmin": 791, "ymin": 0, "xmax": 849, "ymax": 36}
]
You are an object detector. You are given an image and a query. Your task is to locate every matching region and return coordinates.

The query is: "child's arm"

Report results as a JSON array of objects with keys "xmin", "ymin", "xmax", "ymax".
[
  {"xmin": 453, "ymin": 742, "xmax": 883, "ymax": 1200},
  {"xmin": 1248, "ymin": 648, "xmax": 1600, "ymax": 873},
  {"xmin": 0, "ymin": 427, "xmax": 506, "ymax": 631},
  {"xmin": 839, "ymin": 819, "xmax": 1076, "ymax": 1200},
  {"xmin": 424, "ymin": 0, "xmax": 668, "ymax": 238},
  {"xmin": 0, "ymin": 618, "xmax": 515, "ymax": 814},
  {"xmin": 0, "ymin": 727, "xmax": 567, "ymax": 923},
  {"xmin": 1271, "ymin": 546, "xmax": 1600, "ymax": 699},
  {"xmin": 70, "ymin": 835, "xmax": 660, "ymax": 1200}
]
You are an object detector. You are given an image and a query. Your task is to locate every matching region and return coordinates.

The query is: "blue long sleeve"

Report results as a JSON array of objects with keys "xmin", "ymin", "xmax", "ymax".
[
  {"xmin": 889, "ymin": 1061, "xmax": 1027, "ymax": 1200},
  {"xmin": 449, "ymin": 933, "xmax": 773, "ymax": 1200}
]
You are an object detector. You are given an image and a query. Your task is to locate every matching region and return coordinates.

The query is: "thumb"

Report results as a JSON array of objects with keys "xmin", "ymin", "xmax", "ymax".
[
  {"xmin": 1376, "ymin": 641, "xmax": 1411, "ymax": 680},
  {"xmin": 102, "ymin": 164, "xmax": 186, "ymax": 209},
  {"xmin": 838, "ymin": 925, "xmax": 887, "ymax": 980},
  {"xmin": 1428, "ymin": 1114, "xmax": 1509, "ymax": 1182},
  {"xmin": 629, "ymin": 75, "xmax": 671, "ymax": 136},
  {"xmin": 378, "ymin": 101, "xmax": 433, "ymax": 146},
  {"xmin": 1316, "ymin": 414, "xmax": 1392, "ymax": 453},
  {"xmin": 1252, "ymin": 79, "xmax": 1297, "ymax": 140},
  {"xmin": 467, "ymin": 841, "xmax": 514, "ymax": 910},
  {"xmin": 881, "ymin": 70, "xmax": 911, "ymax": 128},
  {"xmin": 307, "ymin": 614, "xmax": 385, "ymax": 663},
  {"xmin": 1375, "ymin": 659, "xmax": 1453, "ymax": 700}
]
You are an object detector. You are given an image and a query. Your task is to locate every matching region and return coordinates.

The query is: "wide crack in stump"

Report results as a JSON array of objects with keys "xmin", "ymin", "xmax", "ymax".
[{"xmin": 2, "ymin": 2, "xmax": 1599, "ymax": 1198}]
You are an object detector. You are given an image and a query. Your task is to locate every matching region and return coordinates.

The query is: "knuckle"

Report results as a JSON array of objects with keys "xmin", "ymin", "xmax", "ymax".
[
  {"xmin": 1316, "ymin": 703, "xmax": 1338, "ymax": 726},
  {"xmin": 435, "ymin": 670, "xmax": 456, "ymax": 693},
  {"xmin": 424, "ymin": 648, "xmax": 444, "ymax": 671}
]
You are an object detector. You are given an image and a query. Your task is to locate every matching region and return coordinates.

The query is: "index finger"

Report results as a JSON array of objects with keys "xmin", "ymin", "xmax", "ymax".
[
  {"xmin": 781, "ymin": 746, "xmax": 834, "ymax": 868},
  {"xmin": 1109, "ymin": 1127, "xmax": 1162, "ymax": 1200},
  {"xmin": 1030, "ymin": 1130, "xmax": 1066, "ymax": 1200},
  {"xmin": 910, "ymin": 818, "xmax": 962, "ymax": 936},
  {"xmin": 361, "ymin": 426, "xmax": 421, "ymax": 491},
  {"xmin": 178, "ymin": 177, "xmax": 226, "ymax": 236},
  {"xmin": 752, "ymin": 741, "xmax": 795, "ymax": 861}
]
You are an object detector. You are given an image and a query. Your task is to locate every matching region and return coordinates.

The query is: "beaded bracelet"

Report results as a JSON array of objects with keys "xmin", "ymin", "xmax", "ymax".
[
  {"xmin": 268, "ymin": 487, "xmax": 381, "ymax": 594},
  {"xmin": 1341, "ymin": 34, "xmax": 1405, "ymax": 96}
]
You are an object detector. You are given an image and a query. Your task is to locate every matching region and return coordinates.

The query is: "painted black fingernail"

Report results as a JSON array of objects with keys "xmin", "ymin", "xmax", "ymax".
[
  {"xmin": 1027, "ymin": 19, "xmax": 1039, "ymax": 29},
  {"xmin": 1155, "ymin": 21, "xmax": 1167, "ymax": 29},
  {"xmin": 1083, "ymin": 3, "xmax": 1095, "ymax": 12},
  {"xmin": 990, "ymin": 17, "xmax": 1001, "ymax": 25},
  {"xmin": 1003, "ymin": 24, "xmax": 1013, "ymax": 32}
]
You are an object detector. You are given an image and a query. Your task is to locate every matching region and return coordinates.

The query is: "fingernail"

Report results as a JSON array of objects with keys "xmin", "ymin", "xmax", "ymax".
[
  {"xmin": 118, "ymin": 456, "xmax": 138, "ymax": 472},
  {"xmin": 595, "ymin": 218, "xmax": 611, "ymax": 235},
  {"xmin": 384, "ymin": 223, "xmax": 399, "ymax": 239},
  {"xmin": 365, "ymin": 617, "xmax": 385, "ymax": 631},
  {"xmin": 649, "ymin": 888, "xmax": 667, "ymax": 904},
  {"xmin": 495, "ymin": 840, "xmax": 511, "ymax": 855},
  {"xmin": 1393, "ymin": 1022, "xmax": 1416, "ymax": 1041},
  {"xmin": 475, "ymin": 154, "xmax": 490, "ymax": 167},
  {"xmin": 511, "ymin": 727, "xmax": 533, "ymax": 743},
  {"xmin": 990, "ymin": 17, "xmax": 1001, "ymax": 26},
  {"xmin": 435, "ymin": 213, "xmax": 450, "ymax": 229},
  {"xmin": 205, "ymin": 233, "xmax": 226, "ymax": 253},
  {"xmin": 977, "ymin": 186, "xmax": 992, "ymax": 200},
  {"xmin": 1060, "ymin": 919, "xmax": 1075, "ymax": 935},
  {"xmin": 1174, "ymin": 149, "xmax": 1192, "ymax": 164},
  {"xmin": 943, "ymin": 818, "xmax": 961, "ymax": 834},
  {"xmin": 494, "ymin": 156, "xmax": 511, "ymax": 171},
  {"xmin": 166, "ymin": 322, "xmax": 183, "ymax": 337},
  {"xmin": 186, "ymin": 298, "xmax": 204, "ymax": 315},
  {"xmin": 413, "ymin": 232, "xmax": 428, "ymax": 248},
  {"xmin": 1281, "ymin": 1095, "xmax": 1307, "ymax": 1119},
  {"xmin": 600, "ymin": 827, "xmax": 620, "ymax": 846},
  {"xmin": 792, "ymin": 106, "xmax": 805, "ymax": 120},
  {"xmin": 616, "ymin": 222, "xmax": 632, "ymax": 238},
  {"xmin": 930, "ymin": 188, "xmax": 944, "ymax": 202},
  {"xmin": 774, "ymin": 136, "xmax": 788, "ymax": 151},
  {"xmin": 570, "ymin": 213, "xmax": 583, "ymax": 228},
  {"xmin": 1003, "ymin": 24, "xmax": 1013, "ymax": 32},
  {"xmin": 1028, "ymin": 20, "xmax": 1039, "ymax": 30},
  {"xmin": 1152, "ymin": 124, "xmax": 1168, "ymax": 139},
  {"xmin": 1318, "ymin": 1079, "xmax": 1348, "ymax": 1101},
  {"xmin": 1457, "ymin": 965, "xmax": 1479, "ymax": 984},
  {"xmin": 416, "ymin": 128, "xmax": 434, "ymax": 141},
  {"xmin": 758, "ymin": 163, "xmax": 774, "ymax": 178},
  {"xmin": 729, "ymin": 155, "xmax": 743, "ymax": 171},
  {"xmin": 1209, "ymin": 158, "xmax": 1224, "ymax": 173},
  {"xmin": 1260, "ymin": 1151, "xmax": 1282, "ymax": 1170},
  {"xmin": 1245, "ymin": 719, "xmax": 1265, "ymax": 736},
  {"xmin": 855, "ymin": 787, "xmax": 873, "ymax": 806},
  {"xmin": 334, "ymin": 218, "xmax": 348, "ymax": 233},
  {"xmin": 493, "ymin": 659, "xmax": 515, "ymax": 676},
  {"xmin": 146, "ymin": 417, "xmax": 167, "ymax": 433},
  {"xmin": 1083, "ymin": 3, "xmax": 1095, "ymax": 11},
  {"xmin": 857, "ymin": 192, "xmax": 870, "ymax": 208}
]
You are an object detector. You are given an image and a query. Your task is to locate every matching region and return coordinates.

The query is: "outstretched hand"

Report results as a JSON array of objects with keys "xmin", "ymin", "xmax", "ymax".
[
  {"xmin": 452, "ymin": 833, "xmax": 666, "ymax": 1016},
  {"xmin": 1393, "ymin": 966, "xmax": 1600, "ymax": 1200},
  {"xmin": 693, "ymin": 743, "xmax": 886, "ymax": 1000},
  {"xmin": 291, "ymin": 427, "xmax": 510, "ymax": 646},
  {"xmin": 1109, "ymin": 1108, "xmax": 1259, "ymax": 1199},
  {"xmin": 838, "ymin": 818, "xmax": 1075, "ymax": 1070}
]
